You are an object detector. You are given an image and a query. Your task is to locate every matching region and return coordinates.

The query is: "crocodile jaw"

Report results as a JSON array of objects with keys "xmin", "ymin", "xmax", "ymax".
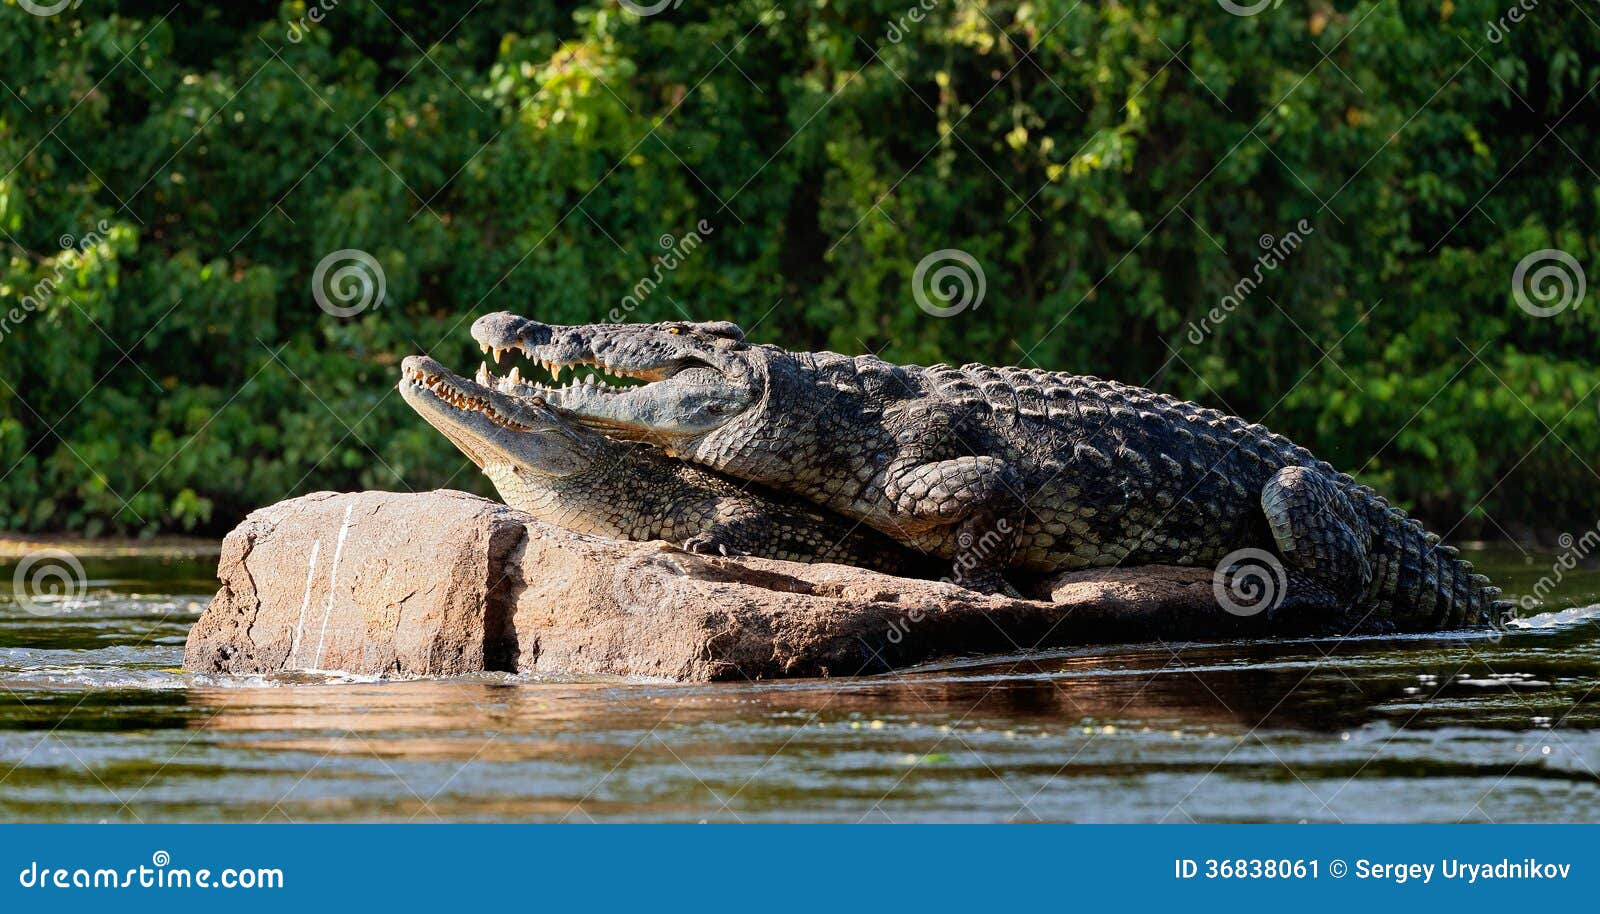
[
  {"xmin": 398, "ymin": 356, "xmax": 593, "ymax": 477},
  {"xmin": 468, "ymin": 313, "xmax": 759, "ymax": 444}
]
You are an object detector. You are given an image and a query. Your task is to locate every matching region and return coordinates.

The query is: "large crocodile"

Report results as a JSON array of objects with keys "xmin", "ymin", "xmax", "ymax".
[
  {"xmin": 467, "ymin": 312, "xmax": 1509, "ymax": 630},
  {"xmin": 398, "ymin": 355, "xmax": 927, "ymax": 576}
]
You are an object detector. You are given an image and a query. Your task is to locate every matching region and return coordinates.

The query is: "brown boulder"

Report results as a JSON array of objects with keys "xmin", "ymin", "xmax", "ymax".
[{"xmin": 184, "ymin": 490, "xmax": 1257, "ymax": 682}]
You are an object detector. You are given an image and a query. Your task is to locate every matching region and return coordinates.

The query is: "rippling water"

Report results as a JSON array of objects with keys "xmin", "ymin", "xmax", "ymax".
[{"xmin": 2, "ymin": 546, "xmax": 1597, "ymax": 822}]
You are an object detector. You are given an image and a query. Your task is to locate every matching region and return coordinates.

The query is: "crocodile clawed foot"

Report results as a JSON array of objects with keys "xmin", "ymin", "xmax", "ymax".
[
  {"xmin": 682, "ymin": 534, "xmax": 733, "ymax": 557},
  {"xmin": 955, "ymin": 572, "xmax": 1023, "ymax": 598}
]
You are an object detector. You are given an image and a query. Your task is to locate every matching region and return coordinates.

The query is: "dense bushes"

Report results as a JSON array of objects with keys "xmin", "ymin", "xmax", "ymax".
[{"xmin": 1, "ymin": 0, "xmax": 1595, "ymax": 536}]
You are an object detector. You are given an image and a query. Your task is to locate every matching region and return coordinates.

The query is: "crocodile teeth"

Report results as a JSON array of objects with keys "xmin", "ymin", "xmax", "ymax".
[
  {"xmin": 480, "ymin": 342, "xmax": 490, "ymax": 355},
  {"xmin": 475, "ymin": 363, "xmax": 490, "ymax": 385},
  {"xmin": 507, "ymin": 366, "xmax": 521, "ymax": 383}
]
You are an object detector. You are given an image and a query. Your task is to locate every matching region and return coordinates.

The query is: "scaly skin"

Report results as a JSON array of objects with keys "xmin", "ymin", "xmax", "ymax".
[
  {"xmin": 466, "ymin": 313, "xmax": 1510, "ymax": 631},
  {"xmin": 397, "ymin": 356, "xmax": 926, "ymax": 576}
]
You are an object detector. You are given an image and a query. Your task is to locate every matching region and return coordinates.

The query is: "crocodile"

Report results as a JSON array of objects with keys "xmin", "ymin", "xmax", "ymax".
[
  {"xmin": 398, "ymin": 355, "xmax": 928, "ymax": 576},
  {"xmin": 466, "ymin": 312, "xmax": 1510, "ymax": 631}
]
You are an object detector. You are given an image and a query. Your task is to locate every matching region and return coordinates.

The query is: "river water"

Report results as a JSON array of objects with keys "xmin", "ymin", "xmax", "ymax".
[{"xmin": 2, "ymin": 545, "xmax": 1597, "ymax": 822}]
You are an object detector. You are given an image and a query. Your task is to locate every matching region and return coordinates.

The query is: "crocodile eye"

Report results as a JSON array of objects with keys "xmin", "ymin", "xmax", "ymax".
[{"xmin": 667, "ymin": 327, "xmax": 683, "ymax": 335}]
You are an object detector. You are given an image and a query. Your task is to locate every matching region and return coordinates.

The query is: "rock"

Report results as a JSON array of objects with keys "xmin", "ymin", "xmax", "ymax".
[
  {"xmin": 181, "ymin": 490, "xmax": 523, "ymax": 678},
  {"xmin": 184, "ymin": 490, "xmax": 1257, "ymax": 682}
]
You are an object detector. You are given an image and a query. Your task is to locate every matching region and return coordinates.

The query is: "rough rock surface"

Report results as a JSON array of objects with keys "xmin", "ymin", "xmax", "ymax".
[{"xmin": 185, "ymin": 490, "xmax": 1280, "ymax": 682}]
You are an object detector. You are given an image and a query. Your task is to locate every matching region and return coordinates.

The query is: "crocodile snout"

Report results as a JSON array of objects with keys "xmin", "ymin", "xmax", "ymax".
[{"xmin": 472, "ymin": 311, "xmax": 552, "ymax": 349}]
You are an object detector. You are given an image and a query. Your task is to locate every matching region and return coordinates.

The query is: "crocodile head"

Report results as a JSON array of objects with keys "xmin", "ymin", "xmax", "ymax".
[
  {"xmin": 398, "ymin": 355, "xmax": 603, "ymax": 477},
  {"xmin": 469, "ymin": 312, "xmax": 761, "ymax": 448}
]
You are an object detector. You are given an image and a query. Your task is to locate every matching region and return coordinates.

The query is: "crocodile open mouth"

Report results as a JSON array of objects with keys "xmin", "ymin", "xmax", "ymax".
[
  {"xmin": 473, "ymin": 340, "xmax": 710, "ymax": 400},
  {"xmin": 466, "ymin": 313, "xmax": 753, "ymax": 441},
  {"xmin": 400, "ymin": 361, "xmax": 537, "ymax": 432}
]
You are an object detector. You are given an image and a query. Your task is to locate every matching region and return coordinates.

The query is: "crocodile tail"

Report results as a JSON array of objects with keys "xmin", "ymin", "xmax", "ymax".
[
  {"xmin": 1490, "ymin": 599, "xmax": 1518, "ymax": 625},
  {"xmin": 1364, "ymin": 501, "xmax": 1503, "ymax": 630}
]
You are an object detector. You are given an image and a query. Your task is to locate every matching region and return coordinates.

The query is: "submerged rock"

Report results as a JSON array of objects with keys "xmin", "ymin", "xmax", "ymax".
[{"xmin": 184, "ymin": 491, "xmax": 1288, "ymax": 682}]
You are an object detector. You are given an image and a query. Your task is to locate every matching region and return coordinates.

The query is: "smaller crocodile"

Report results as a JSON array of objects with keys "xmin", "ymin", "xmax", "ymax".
[{"xmin": 398, "ymin": 355, "xmax": 928, "ymax": 576}]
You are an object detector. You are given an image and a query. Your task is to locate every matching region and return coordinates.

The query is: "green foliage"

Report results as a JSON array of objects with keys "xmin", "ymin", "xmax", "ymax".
[{"xmin": 1, "ymin": 0, "xmax": 1596, "ymax": 536}]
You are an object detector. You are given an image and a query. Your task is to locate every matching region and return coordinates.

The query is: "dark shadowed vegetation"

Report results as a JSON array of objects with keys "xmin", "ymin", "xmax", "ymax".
[{"xmin": 1, "ymin": 0, "xmax": 1595, "ymax": 536}]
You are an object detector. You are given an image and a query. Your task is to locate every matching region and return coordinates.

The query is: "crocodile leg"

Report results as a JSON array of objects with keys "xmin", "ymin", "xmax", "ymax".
[
  {"xmin": 884, "ymin": 455, "xmax": 1023, "ymax": 593},
  {"xmin": 1257, "ymin": 465, "xmax": 1374, "ymax": 616},
  {"xmin": 680, "ymin": 524, "xmax": 744, "ymax": 556},
  {"xmin": 676, "ymin": 496, "xmax": 763, "ymax": 557}
]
